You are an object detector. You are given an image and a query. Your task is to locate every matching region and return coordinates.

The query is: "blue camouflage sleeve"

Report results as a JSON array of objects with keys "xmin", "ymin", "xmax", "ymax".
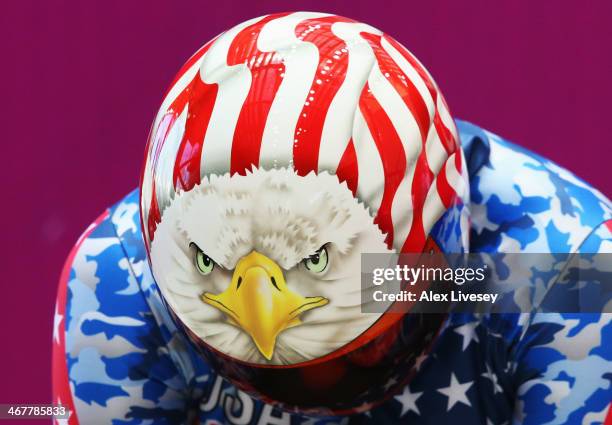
[
  {"xmin": 512, "ymin": 221, "xmax": 612, "ymax": 425},
  {"xmin": 54, "ymin": 207, "xmax": 195, "ymax": 425},
  {"xmin": 458, "ymin": 120, "xmax": 612, "ymax": 425}
]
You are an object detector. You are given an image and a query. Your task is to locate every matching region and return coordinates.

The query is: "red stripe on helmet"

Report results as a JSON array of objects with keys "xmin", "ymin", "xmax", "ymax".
[
  {"xmin": 402, "ymin": 151, "xmax": 434, "ymax": 252},
  {"xmin": 292, "ymin": 16, "xmax": 352, "ymax": 176},
  {"xmin": 383, "ymin": 35, "xmax": 460, "ymax": 163},
  {"xmin": 436, "ymin": 160, "xmax": 456, "ymax": 208},
  {"xmin": 360, "ymin": 32, "xmax": 431, "ymax": 142},
  {"xmin": 336, "ymin": 138, "xmax": 359, "ymax": 196},
  {"xmin": 359, "ymin": 82, "xmax": 407, "ymax": 248},
  {"xmin": 433, "ymin": 111, "xmax": 458, "ymax": 158},
  {"xmin": 172, "ymin": 75, "xmax": 219, "ymax": 192},
  {"xmin": 147, "ymin": 181, "xmax": 161, "ymax": 242},
  {"xmin": 228, "ymin": 13, "xmax": 292, "ymax": 175},
  {"xmin": 454, "ymin": 141, "xmax": 463, "ymax": 172}
]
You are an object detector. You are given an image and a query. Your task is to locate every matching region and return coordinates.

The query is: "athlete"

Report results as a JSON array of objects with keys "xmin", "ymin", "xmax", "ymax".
[{"xmin": 52, "ymin": 12, "xmax": 612, "ymax": 425}]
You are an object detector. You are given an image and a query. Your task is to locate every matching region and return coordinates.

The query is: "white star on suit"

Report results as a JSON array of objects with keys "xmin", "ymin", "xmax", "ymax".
[
  {"xmin": 437, "ymin": 373, "xmax": 473, "ymax": 411},
  {"xmin": 394, "ymin": 385, "xmax": 423, "ymax": 416},
  {"xmin": 54, "ymin": 397, "xmax": 71, "ymax": 425},
  {"xmin": 53, "ymin": 303, "xmax": 63, "ymax": 345},
  {"xmin": 55, "ymin": 416, "xmax": 70, "ymax": 425},
  {"xmin": 55, "ymin": 417, "xmax": 69, "ymax": 425},
  {"xmin": 454, "ymin": 322, "xmax": 480, "ymax": 351}
]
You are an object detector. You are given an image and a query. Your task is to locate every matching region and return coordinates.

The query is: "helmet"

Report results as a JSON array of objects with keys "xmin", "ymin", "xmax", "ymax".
[{"xmin": 140, "ymin": 12, "xmax": 469, "ymax": 415}]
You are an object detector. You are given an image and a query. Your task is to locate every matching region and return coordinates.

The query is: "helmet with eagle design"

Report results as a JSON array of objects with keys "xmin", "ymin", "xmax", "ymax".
[{"xmin": 140, "ymin": 12, "xmax": 469, "ymax": 415}]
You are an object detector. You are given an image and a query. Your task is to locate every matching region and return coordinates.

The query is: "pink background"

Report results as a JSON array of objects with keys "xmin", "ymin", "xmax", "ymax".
[{"xmin": 1, "ymin": 0, "xmax": 611, "ymax": 409}]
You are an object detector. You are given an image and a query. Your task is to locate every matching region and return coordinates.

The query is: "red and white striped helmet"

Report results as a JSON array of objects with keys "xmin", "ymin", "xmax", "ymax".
[
  {"xmin": 140, "ymin": 11, "xmax": 469, "ymax": 256},
  {"xmin": 140, "ymin": 12, "xmax": 470, "ymax": 414}
]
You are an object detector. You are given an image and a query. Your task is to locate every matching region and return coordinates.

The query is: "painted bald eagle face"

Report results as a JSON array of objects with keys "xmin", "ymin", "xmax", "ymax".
[{"xmin": 150, "ymin": 168, "xmax": 393, "ymax": 365}]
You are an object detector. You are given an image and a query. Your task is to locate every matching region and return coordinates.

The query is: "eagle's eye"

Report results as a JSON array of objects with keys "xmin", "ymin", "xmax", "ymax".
[
  {"xmin": 303, "ymin": 245, "xmax": 329, "ymax": 274},
  {"xmin": 190, "ymin": 243, "xmax": 215, "ymax": 276}
]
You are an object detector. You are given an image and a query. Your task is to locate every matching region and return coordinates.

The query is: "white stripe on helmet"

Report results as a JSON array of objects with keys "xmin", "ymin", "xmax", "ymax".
[
  {"xmin": 352, "ymin": 108, "xmax": 385, "ymax": 216},
  {"xmin": 257, "ymin": 12, "xmax": 329, "ymax": 169},
  {"xmin": 380, "ymin": 36, "xmax": 435, "ymax": 117},
  {"xmin": 316, "ymin": 21, "xmax": 380, "ymax": 173},
  {"xmin": 155, "ymin": 106, "xmax": 188, "ymax": 211},
  {"xmin": 198, "ymin": 17, "xmax": 264, "ymax": 177},
  {"xmin": 367, "ymin": 60, "xmax": 423, "ymax": 250}
]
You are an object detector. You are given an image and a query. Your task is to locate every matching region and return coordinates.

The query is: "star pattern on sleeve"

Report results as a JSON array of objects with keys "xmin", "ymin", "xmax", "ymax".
[
  {"xmin": 453, "ymin": 322, "xmax": 480, "ymax": 351},
  {"xmin": 394, "ymin": 386, "xmax": 423, "ymax": 416},
  {"xmin": 437, "ymin": 373, "xmax": 473, "ymax": 411}
]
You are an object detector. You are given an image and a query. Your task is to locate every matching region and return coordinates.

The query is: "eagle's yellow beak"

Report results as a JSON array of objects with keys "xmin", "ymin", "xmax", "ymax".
[{"xmin": 202, "ymin": 251, "xmax": 328, "ymax": 360}]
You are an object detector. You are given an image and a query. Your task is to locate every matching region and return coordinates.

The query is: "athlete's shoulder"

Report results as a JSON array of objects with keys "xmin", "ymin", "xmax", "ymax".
[
  {"xmin": 57, "ymin": 190, "xmax": 212, "ymax": 422},
  {"xmin": 65, "ymin": 189, "xmax": 152, "ymax": 329},
  {"xmin": 456, "ymin": 119, "xmax": 612, "ymax": 254},
  {"xmin": 455, "ymin": 120, "xmax": 612, "ymax": 424}
]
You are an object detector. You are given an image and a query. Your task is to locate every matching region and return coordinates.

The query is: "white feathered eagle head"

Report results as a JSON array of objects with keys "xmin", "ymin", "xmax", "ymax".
[{"xmin": 150, "ymin": 168, "xmax": 393, "ymax": 365}]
